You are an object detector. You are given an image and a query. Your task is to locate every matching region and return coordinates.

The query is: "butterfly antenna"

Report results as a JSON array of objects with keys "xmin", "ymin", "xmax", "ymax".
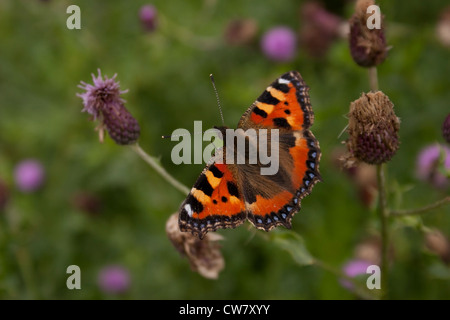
[{"xmin": 210, "ymin": 74, "xmax": 225, "ymax": 126}]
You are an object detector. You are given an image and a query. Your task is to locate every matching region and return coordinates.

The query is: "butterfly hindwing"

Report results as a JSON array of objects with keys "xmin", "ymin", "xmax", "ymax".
[
  {"xmin": 178, "ymin": 151, "xmax": 246, "ymax": 239},
  {"xmin": 241, "ymin": 130, "xmax": 321, "ymax": 231}
]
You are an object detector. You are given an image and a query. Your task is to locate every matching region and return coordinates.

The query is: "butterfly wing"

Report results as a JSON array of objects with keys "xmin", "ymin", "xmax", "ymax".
[
  {"xmin": 178, "ymin": 149, "xmax": 247, "ymax": 239},
  {"xmin": 238, "ymin": 71, "xmax": 314, "ymax": 131},
  {"xmin": 236, "ymin": 71, "xmax": 321, "ymax": 231}
]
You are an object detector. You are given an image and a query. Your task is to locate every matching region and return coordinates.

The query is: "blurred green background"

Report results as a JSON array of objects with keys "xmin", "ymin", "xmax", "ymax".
[{"xmin": 0, "ymin": 0, "xmax": 449, "ymax": 299}]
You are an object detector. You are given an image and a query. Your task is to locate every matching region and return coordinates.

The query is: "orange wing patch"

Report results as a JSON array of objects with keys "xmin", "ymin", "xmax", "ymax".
[
  {"xmin": 178, "ymin": 162, "xmax": 246, "ymax": 239},
  {"xmin": 239, "ymin": 71, "xmax": 314, "ymax": 131}
]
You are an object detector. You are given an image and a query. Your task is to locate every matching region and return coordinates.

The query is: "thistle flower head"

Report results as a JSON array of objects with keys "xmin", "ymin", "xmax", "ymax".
[
  {"xmin": 97, "ymin": 265, "xmax": 131, "ymax": 294},
  {"xmin": 139, "ymin": 4, "xmax": 157, "ymax": 32},
  {"xmin": 166, "ymin": 213, "xmax": 224, "ymax": 279},
  {"xmin": 344, "ymin": 91, "xmax": 400, "ymax": 166},
  {"xmin": 77, "ymin": 69, "xmax": 140, "ymax": 145},
  {"xmin": 261, "ymin": 26, "xmax": 297, "ymax": 62},
  {"xmin": 77, "ymin": 69, "xmax": 127, "ymax": 120},
  {"xmin": 14, "ymin": 159, "xmax": 45, "ymax": 193},
  {"xmin": 349, "ymin": 0, "xmax": 388, "ymax": 67}
]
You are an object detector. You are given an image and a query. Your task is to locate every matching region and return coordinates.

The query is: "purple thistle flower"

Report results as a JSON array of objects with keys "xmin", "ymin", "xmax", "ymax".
[
  {"xmin": 416, "ymin": 144, "xmax": 450, "ymax": 189},
  {"xmin": 139, "ymin": 4, "xmax": 157, "ymax": 32},
  {"xmin": 77, "ymin": 69, "xmax": 140, "ymax": 145},
  {"xmin": 261, "ymin": 26, "xmax": 297, "ymax": 62},
  {"xmin": 77, "ymin": 69, "xmax": 128, "ymax": 120},
  {"xmin": 98, "ymin": 265, "xmax": 130, "ymax": 294},
  {"xmin": 340, "ymin": 259, "xmax": 372, "ymax": 290},
  {"xmin": 14, "ymin": 159, "xmax": 45, "ymax": 193}
]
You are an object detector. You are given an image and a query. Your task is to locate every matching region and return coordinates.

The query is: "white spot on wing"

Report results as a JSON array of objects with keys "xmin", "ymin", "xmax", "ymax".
[
  {"xmin": 184, "ymin": 204, "xmax": 193, "ymax": 217},
  {"xmin": 278, "ymin": 78, "xmax": 290, "ymax": 84}
]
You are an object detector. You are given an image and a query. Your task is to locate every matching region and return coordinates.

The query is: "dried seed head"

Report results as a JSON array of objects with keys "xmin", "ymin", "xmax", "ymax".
[
  {"xmin": 166, "ymin": 213, "xmax": 225, "ymax": 279},
  {"xmin": 77, "ymin": 69, "xmax": 140, "ymax": 145},
  {"xmin": 349, "ymin": 0, "xmax": 388, "ymax": 67},
  {"xmin": 345, "ymin": 91, "xmax": 400, "ymax": 165}
]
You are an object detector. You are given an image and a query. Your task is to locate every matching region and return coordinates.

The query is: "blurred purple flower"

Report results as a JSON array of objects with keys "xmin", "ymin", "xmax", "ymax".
[
  {"xmin": 14, "ymin": 159, "xmax": 45, "ymax": 192},
  {"xmin": 139, "ymin": 4, "xmax": 157, "ymax": 32},
  {"xmin": 340, "ymin": 259, "xmax": 371, "ymax": 290},
  {"xmin": 261, "ymin": 26, "xmax": 297, "ymax": 62},
  {"xmin": 98, "ymin": 265, "xmax": 130, "ymax": 294},
  {"xmin": 416, "ymin": 144, "xmax": 450, "ymax": 189}
]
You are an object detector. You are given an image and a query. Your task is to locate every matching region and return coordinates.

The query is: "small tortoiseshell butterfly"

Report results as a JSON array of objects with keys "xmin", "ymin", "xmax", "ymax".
[{"xmin": 179, "ymin": 71, "xmax": 321, "ymax": 239}]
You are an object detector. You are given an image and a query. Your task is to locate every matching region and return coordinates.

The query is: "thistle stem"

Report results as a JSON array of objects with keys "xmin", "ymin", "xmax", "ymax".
[
  {"xmin": 130, "ymin": 143, "xmax": 190, "ymax": 195},
  {"xmin": 369, "ymin": 67, "xmax": 379, "ymax": 92},
  {"xmin": 390, "ymin": 196, "xmax": 450, "ymax": 217},
  {"xmin": 376, "ymin": 164, "xmax": 389, "ymax": 299}
]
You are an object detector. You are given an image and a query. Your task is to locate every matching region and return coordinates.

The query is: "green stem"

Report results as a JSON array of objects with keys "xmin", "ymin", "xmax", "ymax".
[
  {"xmin": 376, "ymin": 164, "xmax": 389, "ymax": 299},
  {"xmin": 390, "ymin": 196, "xmax": 450, "ymax": 217},
  {"xmin": 158, "ymin": 13, "xmax": 220, "ymax": 50},
  {"xmin": 15, "ymin": 246, "xmax": 39, "ymax": 299},
  {"xmin": 130, "ymin": 143, "xmax": 190, "ymax": 195}
]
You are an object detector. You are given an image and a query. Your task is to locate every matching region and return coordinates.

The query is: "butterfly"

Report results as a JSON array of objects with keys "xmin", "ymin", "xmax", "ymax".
[{"xmin": 178, "ymin": 71, "xmax": 321, "ymax": 239}]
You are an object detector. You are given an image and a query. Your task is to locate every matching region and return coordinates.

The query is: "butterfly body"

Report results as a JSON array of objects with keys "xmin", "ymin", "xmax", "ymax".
[{"xmin": 179, "ymin": 71, "xmax": 321, "ymax": 239}]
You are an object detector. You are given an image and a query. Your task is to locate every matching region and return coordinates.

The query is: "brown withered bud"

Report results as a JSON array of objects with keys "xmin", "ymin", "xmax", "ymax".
[
  {"xmin": 0, "ymin": 179, "xmax": 9, "ymax": 212},
  {"xmin": 436, "ymin": 7, "xmax": 450, "ymax": 48},
  {"xmin": 344, "ymin": 91, "xmax": 400, "ymax": 165},
  {"xmin": 166, "ymin": 213, "xmax": 225, "ymax": 279},
  {"xmin": 299, "ymin": 1, "xmax": 343, "ymax": 57},
  {"xmin": 224, "ymin": 18, "xmax": 258, "ymax": 46},
  {"xmin": 349, "ymin": 0, "xmax": 388, "ymax": 67},
  {"xmin": 442, "ymin": 113, "xmax": 450, "ymax": 144},
  {"xmin": 425, "ymin": 229, "xmax": 450, "ymax": 264},
  {"xmin": 71, "ymin": 191, "xmax": 102, "ymax": 215}
]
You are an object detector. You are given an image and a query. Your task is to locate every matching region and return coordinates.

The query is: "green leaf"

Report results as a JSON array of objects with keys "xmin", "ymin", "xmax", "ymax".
[{"xmin": 271, "ymin": 230, "xmax": 314, "ymax": 266}]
